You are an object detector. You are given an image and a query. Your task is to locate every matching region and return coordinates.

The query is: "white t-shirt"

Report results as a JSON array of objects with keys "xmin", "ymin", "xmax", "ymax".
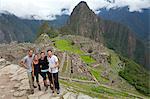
[{"xmin": 47, "ymin": 55, "xmax": 59, "ymax": 73}]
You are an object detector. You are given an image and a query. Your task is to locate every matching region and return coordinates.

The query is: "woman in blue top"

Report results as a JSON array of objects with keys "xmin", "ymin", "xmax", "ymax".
[{"xmin": 39, "ymin": 51, "xmax": 51, "ymax": 91}]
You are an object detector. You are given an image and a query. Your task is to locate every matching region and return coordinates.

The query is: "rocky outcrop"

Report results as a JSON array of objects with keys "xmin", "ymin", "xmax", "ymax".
[{"xmin": 64, "ymin": 1, "xmax": 103, "ymax": 43}]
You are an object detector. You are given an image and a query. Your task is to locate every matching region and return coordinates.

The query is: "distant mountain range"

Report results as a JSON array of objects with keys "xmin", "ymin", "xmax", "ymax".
[
  {"xmin": 0, "ymin": 6, "xmax": 149, "ymax": 42},
  {"xmin": 98, "ymin": 6, "xmax": 150, "ymax": 41},
  {"xmin": 0, "ymin": 12, "xmax": 68, "ymax": 43}
]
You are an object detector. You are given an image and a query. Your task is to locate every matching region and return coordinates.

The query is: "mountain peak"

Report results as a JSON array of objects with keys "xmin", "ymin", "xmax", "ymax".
[
  {"xmin": 77, "ymin": 1, "xmax": 88, "ymax": 6},
  {"xmin": 66, "ymin": 1, "xmax": 103, "ymax": 42},
  {"xmin": 73, "ymin": 1, "xmax": 90, "ymax": 13}
]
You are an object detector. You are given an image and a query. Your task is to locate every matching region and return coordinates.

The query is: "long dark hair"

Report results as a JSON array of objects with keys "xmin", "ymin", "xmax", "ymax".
[{"xmin": 33, "ymin": 54, "xmax": 39, "ymax": 61}]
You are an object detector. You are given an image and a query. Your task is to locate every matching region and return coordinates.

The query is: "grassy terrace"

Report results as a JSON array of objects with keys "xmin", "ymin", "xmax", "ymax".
[
  {"xmin": 54, "ymin": 39, "xmax": 96, "ymax": 64},
  {"xmin": 88, "ymin": 66, "xmax": 109, "ymax": 83},
  {"xmin": 60, "ymin": 80, "xmax": 145, "ymax": 99}
]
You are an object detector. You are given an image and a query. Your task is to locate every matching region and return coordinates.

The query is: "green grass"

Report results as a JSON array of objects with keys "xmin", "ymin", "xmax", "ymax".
[
  {"xmin": 61, "ymin": 61, "xmax": 67, "ymax": 73},
  {"xmin": 119, "ymin": 56, "xmax": 150, "ymax": 96},
  {"xmin": 55, "ymin": 39, "xmax": 84, "ymax": 54},
  {"xmin": 80, "ymin": 55, "xmax": 96, "ymax": 64},
  {"xmin": 72, "ymin": 75, "xmax": 89, "ymax": 80},
  {"xmin": 88, "ymin": 66, "xmax": 109, "ymax": 83},
  {"xmin": 109, "ymin": 50, "xmax": 121, "ymax": 70},
  {"xmin": 54, "ymin": 39, "xmax": 96, "ymax": 64}
]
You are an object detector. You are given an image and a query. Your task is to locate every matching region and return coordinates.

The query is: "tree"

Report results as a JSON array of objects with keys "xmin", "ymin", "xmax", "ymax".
[
  {"xmin": 37, "ymin": 21, "xmax": 59, "ymax": 38},
  {"xmin": 37, "ymin": 21, "xmax": 49, "ymax": 37}
]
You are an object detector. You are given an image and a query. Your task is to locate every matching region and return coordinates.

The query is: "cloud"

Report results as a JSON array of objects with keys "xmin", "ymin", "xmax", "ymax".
[
  {"xmin": 106, "ymin": 0, "xmax": 150, "ymax": 12},
  {"xmin": 0, "ymin": 0, "xmax": 150, "ymax": 20}
]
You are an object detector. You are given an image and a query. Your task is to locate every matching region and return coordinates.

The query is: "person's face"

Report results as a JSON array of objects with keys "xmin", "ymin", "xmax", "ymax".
[
  {"xmin": 28, "ymin": 50, "xmax": 33, "ymax": 57},
  {"xmin": 34, "ymin": 55, "xmax": 38, "ymax": 60},
  {"xmin": 47, "ymin": 51, "xmax": 52, "ymax": 57},
  {"xmin": 41, "ymin": 53, "xmax": 45, "ymax": 58}
]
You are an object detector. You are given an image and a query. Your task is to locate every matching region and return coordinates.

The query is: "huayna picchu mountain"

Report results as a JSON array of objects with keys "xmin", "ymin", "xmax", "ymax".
[
  {"xmin": 65, "ymin": 1, "xmax": 103, "ymax": 43},
  {"xmin": 61, "ymin": 1, "xmax": 147, "ymax": 69}
]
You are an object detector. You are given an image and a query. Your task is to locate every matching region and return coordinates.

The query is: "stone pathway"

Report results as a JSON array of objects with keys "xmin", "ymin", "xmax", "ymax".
[{"xmin": 0, "ymin": 59, "xmax": 96, "ymax": 99}]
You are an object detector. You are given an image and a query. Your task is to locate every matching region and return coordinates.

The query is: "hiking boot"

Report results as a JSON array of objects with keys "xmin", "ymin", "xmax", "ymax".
[
  {"xmin": 38, "ymin": 85, "xmax": 41, "ymax": 91},
  {"xmin": 33, "ymin": 85, "xmax": 37, "ymax": 88},
  {"xmin": 52, "ymin": 90, "xmax": 54, "ymax": 93},
  {"xmin": 56, "ymin": 89, "xmax": 60, "ymax": 94}
]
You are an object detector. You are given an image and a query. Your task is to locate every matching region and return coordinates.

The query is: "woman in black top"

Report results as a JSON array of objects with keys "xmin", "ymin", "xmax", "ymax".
[
  {"xmin": 39, "ymin": 52, "xmax": 51, "ymax": 91},
  {"xmin": 32, "ymin": 54, "xmax": 41, "ymax": 91}
]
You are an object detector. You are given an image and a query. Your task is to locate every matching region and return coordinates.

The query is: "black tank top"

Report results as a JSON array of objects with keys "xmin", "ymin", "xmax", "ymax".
[
  {"xmin": 33, "ymin": 63, "xmax": 41, "ymax": 73},
  {"xmin": 39, "ymin": 56, "xmax": 49, "ymax": 70}
]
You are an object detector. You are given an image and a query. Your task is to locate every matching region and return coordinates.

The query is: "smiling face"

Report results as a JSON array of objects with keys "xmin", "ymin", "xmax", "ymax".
[
  {"xmin": 47, "ymin": 50, "xmax": 52, "ymax": 57},
  {"xmin": 40, "ymin": 52, "xmax": 45, "ymax": 59},
  {"xmin": 34, "ymin": 54, "xmax": 39, "ymax": 61},
  {"xmin": 28, "ymin": 50, "xmax": 33, "ymax": 57}
]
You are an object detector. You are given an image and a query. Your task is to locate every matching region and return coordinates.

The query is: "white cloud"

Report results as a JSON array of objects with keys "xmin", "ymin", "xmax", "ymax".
[
  {"xmin": 107, "ymin": 0, "xmax": 150, "ymax": 12},
  {"xmin": 0, "ymin": 0, "xmax": 150, "ymax": 20}
]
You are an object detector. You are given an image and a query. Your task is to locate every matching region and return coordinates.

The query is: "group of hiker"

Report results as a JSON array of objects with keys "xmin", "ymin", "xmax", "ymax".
[{"xmin": 20, "ymin": 49, "xmax": 60, "ymax": 94}]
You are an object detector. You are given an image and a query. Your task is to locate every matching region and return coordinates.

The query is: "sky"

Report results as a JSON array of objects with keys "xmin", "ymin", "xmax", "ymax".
[{"xmin": 0, "ymin": 0, "xmax": 150, "ymax": 20}]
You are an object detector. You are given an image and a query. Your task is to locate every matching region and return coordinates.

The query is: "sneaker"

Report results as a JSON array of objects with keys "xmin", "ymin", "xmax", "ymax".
[
  {"xmin": 33, "ymin": 85, "xmax": 37, "ymax": 88},
  {"xmin": 38, "ymin": 85, "xmax": 41, "ymax": 91},
  {"xmin": 56, "ymin": 89, "xmax": 60, "ymax": 94},
  {"xmin": 52, "ymin": 90, "xmax": 54, "ymax": 93}
]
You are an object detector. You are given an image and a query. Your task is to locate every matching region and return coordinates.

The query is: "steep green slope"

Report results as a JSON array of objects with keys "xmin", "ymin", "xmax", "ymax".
[
  {"xmin": 119, "ymin": 56, "xmax": 150, "ymax": 96},
  {"xmin": 102, "ymin": 20, "xmax": 146, "ymax": 67},
  {"xmin": 0, "ymin": 13, "xmax": 34, "ymax": 42}
]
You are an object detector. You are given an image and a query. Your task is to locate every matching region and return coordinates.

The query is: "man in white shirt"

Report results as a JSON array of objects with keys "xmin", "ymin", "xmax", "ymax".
[{"xmin": 47, "ymin": 49, "xmax": 60, "ymax": 94}]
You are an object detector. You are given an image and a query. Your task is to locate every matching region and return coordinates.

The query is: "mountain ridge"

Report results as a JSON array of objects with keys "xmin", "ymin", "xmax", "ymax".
[{"xmin": 98, "ymin": 6, "xmax": 150, "ymax": 40}]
